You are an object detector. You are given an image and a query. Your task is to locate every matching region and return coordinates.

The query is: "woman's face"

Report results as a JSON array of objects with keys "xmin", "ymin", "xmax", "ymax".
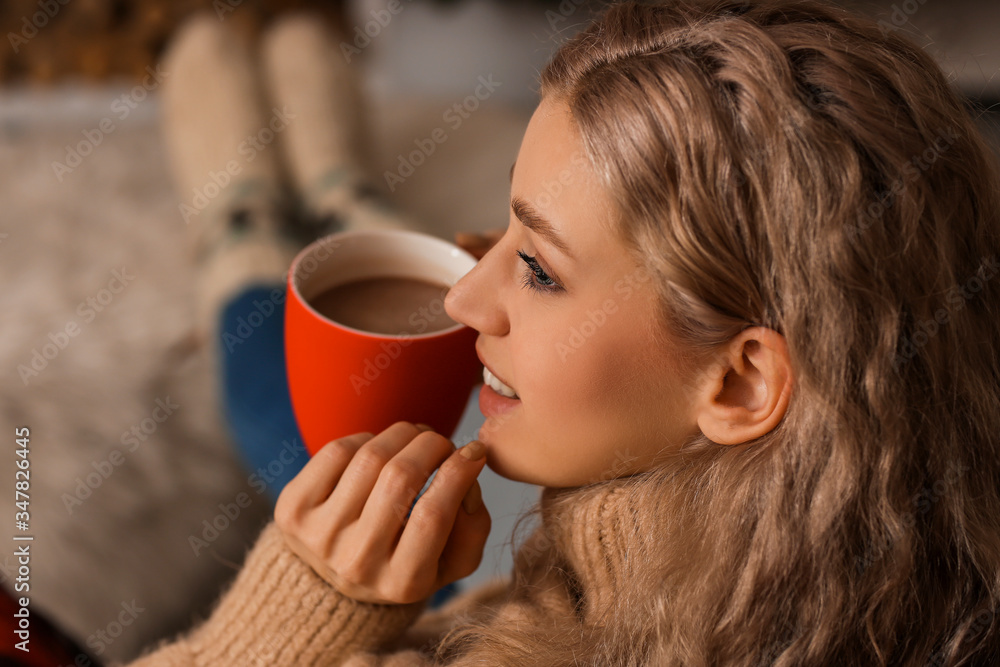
[{"xmin": 444, "ymin": 97, "xmax": 701, "ymax": 488}]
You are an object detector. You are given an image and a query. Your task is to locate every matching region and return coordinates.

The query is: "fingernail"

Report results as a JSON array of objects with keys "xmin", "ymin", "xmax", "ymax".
[
  {"xmin": 459, "ymin": 440, "xmax": 485, "ymax": 461},
  {"xmin": 462, "ymin": 480, "xmax": 483, "ymax": 514},
  {"xmin": 415, "ymin": 423, "xmax": 435, "ymax": 432}
]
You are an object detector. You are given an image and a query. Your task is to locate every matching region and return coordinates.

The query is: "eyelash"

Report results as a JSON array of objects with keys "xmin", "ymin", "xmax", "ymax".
[{"xmin": 516, "ymin": 250, "xmax": 562, "ymax": 293}]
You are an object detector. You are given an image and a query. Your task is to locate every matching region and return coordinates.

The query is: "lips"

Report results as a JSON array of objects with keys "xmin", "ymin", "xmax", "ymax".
[
  {"xmin": 477, "ymin": 351, "xmax": 520, "ymax": 419},
  {"xmin": 479, "ymin": 380, "xmax": 520, "ymax": 418}
]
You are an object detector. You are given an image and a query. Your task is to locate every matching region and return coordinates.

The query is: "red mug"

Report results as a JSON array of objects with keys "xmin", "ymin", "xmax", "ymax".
[{"xmin": 285, "ymin": 229, "xmax": 482, "ymax": 457}]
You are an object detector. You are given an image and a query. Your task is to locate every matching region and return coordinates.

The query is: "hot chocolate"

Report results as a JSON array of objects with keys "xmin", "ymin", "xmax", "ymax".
[{"xmin": 308, "ymin": 275, "xmax": 459, "ymax": 335}]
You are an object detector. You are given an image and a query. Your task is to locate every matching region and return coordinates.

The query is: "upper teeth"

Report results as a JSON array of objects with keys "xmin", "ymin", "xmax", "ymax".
[{"xmin": 484, "ymin": 366, "xmax": 518, "ymax": 399}]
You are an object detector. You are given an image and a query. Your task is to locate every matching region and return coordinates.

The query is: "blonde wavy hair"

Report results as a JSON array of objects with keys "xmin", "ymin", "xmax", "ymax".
[{"xmin": 435, "ymin": 1, "xmax": 1000, "ymax": 664}]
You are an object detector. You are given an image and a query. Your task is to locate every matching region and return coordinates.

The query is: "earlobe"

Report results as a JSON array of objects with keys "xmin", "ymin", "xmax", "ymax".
[{"xmin": 695, "ymin": 327, "xmax": 794, "ymax": 446}]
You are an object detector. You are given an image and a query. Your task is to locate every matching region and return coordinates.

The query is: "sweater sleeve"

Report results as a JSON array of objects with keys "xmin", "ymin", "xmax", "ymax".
[{"xmin": 119, "ymin": 521, "xmax": 429, "ymax": 667}]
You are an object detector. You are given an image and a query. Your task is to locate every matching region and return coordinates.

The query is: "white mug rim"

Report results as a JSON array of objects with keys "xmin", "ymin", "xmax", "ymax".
[{"xmin": 288, "ymin": 228, "xmax": 477, "ymax": 340}]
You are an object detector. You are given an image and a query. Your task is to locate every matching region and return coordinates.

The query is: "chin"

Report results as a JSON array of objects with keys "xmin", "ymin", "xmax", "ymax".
[
  {"xmin": 490, "ymin": 456, "xmax": 558, "ymax": 487},
  {"xmin": 476, "ymin": 439, "xmax": 540, "ymax": 485},
  {"xmin": 478, "ymin": 445, "xmax": 513, "ymax": 480}
]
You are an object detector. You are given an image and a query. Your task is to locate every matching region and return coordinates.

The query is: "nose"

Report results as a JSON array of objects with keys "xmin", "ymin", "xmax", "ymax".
[{"xmin": 444, "ymin": 244, "xmax": 509, "ymax": 337}]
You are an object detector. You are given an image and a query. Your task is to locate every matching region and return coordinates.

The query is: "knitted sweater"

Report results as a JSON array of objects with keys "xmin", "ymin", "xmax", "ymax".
[{"xmin": 122, "ymin": 476, "xmax": 651, "ymax": 666}]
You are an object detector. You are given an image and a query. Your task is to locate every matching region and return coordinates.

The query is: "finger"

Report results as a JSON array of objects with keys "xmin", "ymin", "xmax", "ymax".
[
  {"xmin": 454, "ymin": 231, "xmax": 489, "ymax": 250},
  {"xmin": 482, "ymin": 228, "xmax": 505, "ymax": 244},
  {"xmin": 454, "ymin": 231, "xmax": 504, "ymax": 261},
  {"xmin": 390, "ymin": 440, "xmax": 488, "ymax": 585},
  {"xmin": 354, "ymin": 431, "xmax": 457, "ymax": 555},
  {"xmin": 437, "ymin": 481, "xmax": 491, "ymax": 585},
  {"xmin": 321, "ymin": 421, "xmax": 430, "ymax": 521},
  {"xmin": 455, "ymin": 232, "xmax": 489, "ymax": 260},
  {"xmin": 277, "ymin": 431, "xmax": 373, "ymax": 513}
]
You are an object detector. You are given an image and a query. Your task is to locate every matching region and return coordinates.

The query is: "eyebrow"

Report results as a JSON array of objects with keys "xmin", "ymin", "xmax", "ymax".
[{"xmin": 510, "ymin": 195, "xmax": 574, "ymax": 260}]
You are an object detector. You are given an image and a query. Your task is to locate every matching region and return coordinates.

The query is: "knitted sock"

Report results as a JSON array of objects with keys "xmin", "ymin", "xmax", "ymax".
[
  {"xmin": 160, "ymin": 13, "xmax": 300, "ymax": 342},
  {"xmin": 261, "ymin": 13, "xmax": 420, "ymax": 238}
]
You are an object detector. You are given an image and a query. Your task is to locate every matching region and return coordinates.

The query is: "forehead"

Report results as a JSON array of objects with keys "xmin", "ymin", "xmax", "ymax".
[{"xmin": 511, "ymin": 99, "xmax": 622, "ymax": 266}]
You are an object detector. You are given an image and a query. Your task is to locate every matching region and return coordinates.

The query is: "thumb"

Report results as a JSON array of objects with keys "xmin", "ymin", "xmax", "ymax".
[{"xmin": 454, "ymin": 229, "xmax": 505, "ymax": 261}]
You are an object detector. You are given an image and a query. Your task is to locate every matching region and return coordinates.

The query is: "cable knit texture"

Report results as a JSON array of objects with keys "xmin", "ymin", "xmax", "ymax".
[{"xmin": 122, "ymin": 476, "xmax": 651, "ymax": 666}]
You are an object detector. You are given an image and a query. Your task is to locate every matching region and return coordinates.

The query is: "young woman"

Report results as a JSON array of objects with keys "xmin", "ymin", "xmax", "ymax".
[{"xmin": 129, "ymin": 1, "xmax": 1000, "ymax": 664}]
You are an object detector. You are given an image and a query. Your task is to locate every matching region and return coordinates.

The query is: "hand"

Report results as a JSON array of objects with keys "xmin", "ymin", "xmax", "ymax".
[
  {"xmin": 454, "ymin": 228, "xmax": 505, "ymax": 261},
  {"xmin": 274, "ymin": 421, "xmax": 491, "ymax": 605}
]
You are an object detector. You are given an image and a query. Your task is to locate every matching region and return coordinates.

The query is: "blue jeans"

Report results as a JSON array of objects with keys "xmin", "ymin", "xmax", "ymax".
[
  {"xmin": 218, "ymin": 284, "xmax": 307, "ymax": 500},
  {"xmin": 217, "ymin": 283, "xmax": 459, "ymax": 608}
]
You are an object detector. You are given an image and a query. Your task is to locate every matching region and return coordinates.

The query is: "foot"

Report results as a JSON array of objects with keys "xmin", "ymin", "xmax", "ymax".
[
  {"xmin": 260, "ymin": 13, "xmax": 420, "ymax": 238},
  {"xmin": 160, "ymin": 14, "xmax": 300, "ymax": 339}
]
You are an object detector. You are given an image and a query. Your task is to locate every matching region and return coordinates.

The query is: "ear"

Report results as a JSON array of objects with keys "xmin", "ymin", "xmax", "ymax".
[{"xmin": 694, "ymin": 326, "xmax": 794, "ymax": 445}]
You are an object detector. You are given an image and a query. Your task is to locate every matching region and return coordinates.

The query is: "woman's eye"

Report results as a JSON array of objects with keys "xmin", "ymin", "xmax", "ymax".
[{"xmin": 516, "ymin": 250, "xmax": 562, "ymax": 293}]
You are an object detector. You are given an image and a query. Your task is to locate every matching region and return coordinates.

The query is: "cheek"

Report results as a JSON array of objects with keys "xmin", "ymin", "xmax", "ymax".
[
  {"xmin": 524, "ymin": 309, "xmax": 642, "ymax": 419},
  {"xmin": 571, "ymin": 304, "xmax": 679, "ymax": 437},
  {"xmin": 512, "ymin": 316, "xmax": 575, "ymax": 400},
  {"xmin": 583, "ymin": 331, "xmax": 647, "ymax": 416}
]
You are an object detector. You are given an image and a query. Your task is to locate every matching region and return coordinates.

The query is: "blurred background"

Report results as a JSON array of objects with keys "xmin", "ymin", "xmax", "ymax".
[{"xmin": 0, "ymin": 0, "xmax": 997, "ymax": 664}]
